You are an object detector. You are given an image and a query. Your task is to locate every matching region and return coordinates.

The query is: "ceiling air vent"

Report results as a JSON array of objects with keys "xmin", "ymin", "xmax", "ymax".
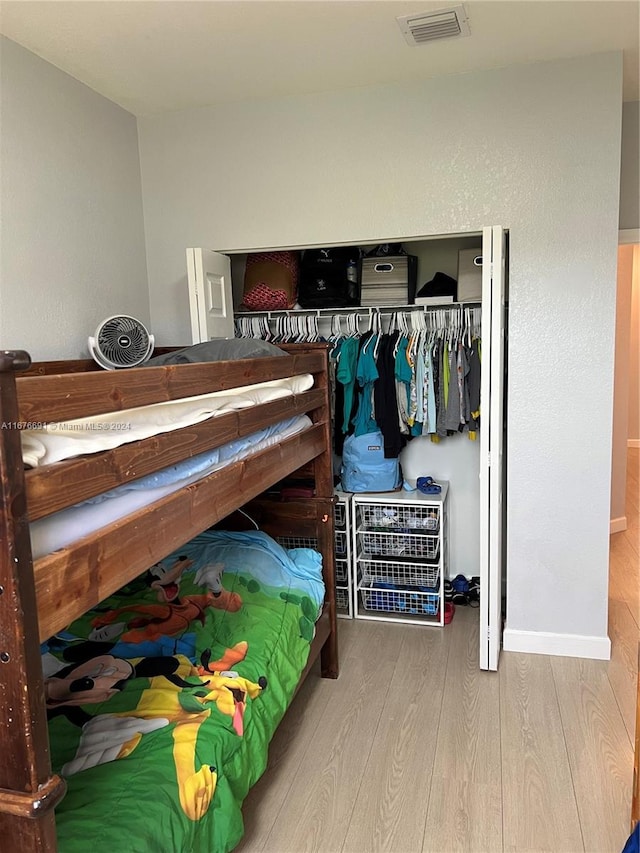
[{"xmin": 397, "ymin": 5, "xmax": 471, "ymax": 46}]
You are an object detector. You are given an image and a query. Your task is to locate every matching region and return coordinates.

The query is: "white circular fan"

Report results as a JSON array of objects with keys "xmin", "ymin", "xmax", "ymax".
[{"xmin": 88, "ymin": 315, "xmax": 155, "ymax": 370}]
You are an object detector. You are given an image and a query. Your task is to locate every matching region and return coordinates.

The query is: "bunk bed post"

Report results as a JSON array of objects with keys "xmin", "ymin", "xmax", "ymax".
[
  {"xmin": 308, "ymin": 344, "xmax": 334, "ymax": 499},
  {"xmin": 0, "ymin": 351, "xmax": 65, "ymax": 851},
  {"xmin": 316, "ymin": 501, "xmax": 339, "ymax": 679}
]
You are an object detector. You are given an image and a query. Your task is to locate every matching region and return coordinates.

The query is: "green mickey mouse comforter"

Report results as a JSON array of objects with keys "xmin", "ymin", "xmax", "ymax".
[{"xmin": 43, "ymin": 530, "xmax": 324, "ymax": 853}]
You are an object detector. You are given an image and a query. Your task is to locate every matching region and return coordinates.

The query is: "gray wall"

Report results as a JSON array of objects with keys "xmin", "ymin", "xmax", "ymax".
[
  {"xmin": 138, "ymin": 52, "xmax": 623, "ymax": 658},
  {"xmin": 620, "ymin": 100, "xmax": 640, "ymax": 230},
  {"xmin": 0, "ymin": 36, "xmax": 149, "ymax": 359}
]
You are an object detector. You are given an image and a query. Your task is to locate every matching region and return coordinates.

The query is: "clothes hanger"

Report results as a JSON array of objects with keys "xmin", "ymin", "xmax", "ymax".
[
  {"xmin": 393, "ymin": 331, "xmax": 402, "ymax": 360},
  {"xmin": 306, "ymin": 314, "xmax": 314, "ymax": 342},
  {"xmin": 329, "ymin": 314, "xmax": 338, "ymax": 342},
  {"xmin": 291, "ymin": 314, "xmax": 300, "ymax": 342},
  {"xmin": 361, "ymin": 310, "xmax": 376, "ymax": 353},
  {"xmin": 274, "ymin": 314, "xmax": 284, "ymax": 343},
  {"xmin": 394, "ymin": 312, "xmax": 409, "ymax": 358},
  {"xmin": 373, "ymin": 309, "xmax": 383, "ymax": 360},
  {"xmin": 309, "ymin": 313, "xmax": 319, "ymax": 342},
  {"xmin": 262, "ymin": 314, "xmax": 272, "ymax": 341},
  {"xmin": 287, "ymin": 314, "xmax": 296, "ymax": 343}
]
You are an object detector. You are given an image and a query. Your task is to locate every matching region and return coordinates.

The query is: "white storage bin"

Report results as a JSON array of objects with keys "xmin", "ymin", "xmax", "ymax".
[{"xmin": 457, "ymin": 248, "xmax": 483, "ymax": 302}]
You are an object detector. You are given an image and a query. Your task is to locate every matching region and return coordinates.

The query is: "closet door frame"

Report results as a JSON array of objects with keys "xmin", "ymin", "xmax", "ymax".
[{"xmin": 479, "ymin": 225, "xmax": 507, "ymax": 671}]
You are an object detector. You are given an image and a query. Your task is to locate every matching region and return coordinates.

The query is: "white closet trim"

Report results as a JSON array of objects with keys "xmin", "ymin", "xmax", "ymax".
[
  {"xmin": 618, "ymin": 228, "xmax": 640, "ymax": 244},
  {"xmin": 610, "ymin": 516, "xmax": 628, "ymax": 534},
  {"xmin": 503, "ymin": 628, "xmax": 611, "ymax": 660}
]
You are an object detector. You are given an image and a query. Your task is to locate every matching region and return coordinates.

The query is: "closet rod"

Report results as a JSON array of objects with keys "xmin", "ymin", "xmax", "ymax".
[{"xmin": 235, "ymin": 302, "xmax": 481, "ymax": 321}]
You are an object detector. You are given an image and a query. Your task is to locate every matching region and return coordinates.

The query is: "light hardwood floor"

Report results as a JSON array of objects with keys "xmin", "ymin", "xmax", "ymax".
[{"xmin": 237, "ymin": 449, "xmax": 639, "ymax": 853}]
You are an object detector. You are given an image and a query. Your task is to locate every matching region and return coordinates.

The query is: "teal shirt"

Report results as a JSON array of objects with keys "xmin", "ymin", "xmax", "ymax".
[
  {"xmin": 336, "ymin": 336, "xmax": 360, "ymax": 435},
  {"xmin": 353, "ymin": 334, "xmax": 379, "ymax": 436}
]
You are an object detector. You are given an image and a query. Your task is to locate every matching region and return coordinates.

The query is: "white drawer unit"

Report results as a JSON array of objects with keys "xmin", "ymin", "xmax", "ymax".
[
  {"xmin": 334, "ymin": 490, "xmax": 353, "ymax": 618},
  {"xmin": 352, "ymin": 484, "xmax": 449, "ymax": 626}
]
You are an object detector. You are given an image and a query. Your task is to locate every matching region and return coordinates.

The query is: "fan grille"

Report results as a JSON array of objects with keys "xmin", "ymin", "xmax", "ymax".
[{"xmin": 97, "ymin": 316, "xmax": 151, "ymax": 367}]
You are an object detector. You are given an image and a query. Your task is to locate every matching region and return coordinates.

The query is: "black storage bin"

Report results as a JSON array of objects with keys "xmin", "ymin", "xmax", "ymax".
[{"xmin": 298, "ymin": 247, "xmax": 360, "ymax": 308}]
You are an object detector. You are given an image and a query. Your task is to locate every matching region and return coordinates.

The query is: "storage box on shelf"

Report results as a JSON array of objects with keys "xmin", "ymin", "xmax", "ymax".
[
  {"xmin": 334, "ymin": 490, "xmax": 353, "ymax": 618},
  {"xmin": 359, "ymin": 254, "xmax": 418, "ymax": 307},
  {"xmin": 352, "ymin": 484, "xmax": 449, "ymax": 626}
]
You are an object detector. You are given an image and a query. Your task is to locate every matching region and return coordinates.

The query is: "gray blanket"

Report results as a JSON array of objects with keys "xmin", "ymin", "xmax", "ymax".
[{"xmin": 145, "ymin": 339, "xmax": 286, "ymax": 366}]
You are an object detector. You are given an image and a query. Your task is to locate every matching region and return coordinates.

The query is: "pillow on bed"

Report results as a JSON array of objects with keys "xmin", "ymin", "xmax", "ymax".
[{"xmin": 145, "ymin": 339, "xmax": 286, "ymax": 366}]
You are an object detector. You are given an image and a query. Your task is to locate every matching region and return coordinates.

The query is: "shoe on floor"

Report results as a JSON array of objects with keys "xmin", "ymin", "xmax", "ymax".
[
  {"xmin": 467, "ymin": 576, "xmax": 480, "ymax": 607},
  {"xmin": 451, "ymin": 574, "xmax": 469, "ymax": 605},
  {"xmin": 444, "ymin": 579, "xmax": 454, "ymax": 601}
]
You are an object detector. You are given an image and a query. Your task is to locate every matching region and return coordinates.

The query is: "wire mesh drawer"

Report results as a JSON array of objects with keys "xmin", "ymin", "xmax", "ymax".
[
  {"xmin": 360, "ymin": 579, "xmax": 439, "ymax": 616},
  {"xmin": 358, "ymin": 531, "xmax": 439, "ymax": 560},
  {"xmin": 336, "ymin": 587, "xmax": 351, "ymax": 611},
  {"xmin": 358, "ymin": 558, "xmax": 439, "ymax": 589},
  {"xmin": 335, "ymin": 559, "xmax": 349, "ymax": 584},
  {"xmin": 334, "ymin": 501, "xmax": 347, "ymax": 529},
  {"xmin": 356, "ymin": 503, "xmax": 439, "ymax": 533},
  {"xmin": 276, "ymin": 536, "xmax": 318, "ymax": 550},
  {"xmin": 335, "ymin": 530, "xmax": 348, "ymax": 558}
]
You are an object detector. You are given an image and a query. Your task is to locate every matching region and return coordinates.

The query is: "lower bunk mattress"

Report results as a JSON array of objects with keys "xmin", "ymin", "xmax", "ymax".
[
  {"xmin": 42, "ymin": 528, "xmax": 325, "ymax": 853},
  {"xmin": 30, "ymin": 414, "xmax": 311, "ymax": 559}
]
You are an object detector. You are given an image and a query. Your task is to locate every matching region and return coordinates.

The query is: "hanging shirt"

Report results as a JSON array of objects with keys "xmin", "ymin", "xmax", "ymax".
[
  {"xmin": 394, "ymin": 336, "xmax": 411, "ymax": 435},
  {"xmin": 424, "ymin": 347, "xmax": 437, "ymax": 434},
  {"xmin": 416, "ymin": 338, "xmax": 425, "ymax": 426},
  {"xmin": 411, "ymin": 335, "xmax": 425, "ymax": 437},
  {"xmin": 436, "ymin": 339, "xmax": 448, "ymax": 438},
  {"xmin": 444, "ymin": 344, "xmax": 461, "ymax": 432},
  {"xmin": 336, "ymin": 336, "xmax": 359, "ymax": 436},
  {"xmin": 459, "ymin": 343, "xmax": 471, "ymax": 427},
  {"xmin": 374, "ymin": 332, "xmax": 406, "ymax": 458},
  {"xmin": 406, "ymin": 333, "xmax": 419, "ymax": 430},
  {"xmin": 330, "ymin": 339, "xmax": 346, "ymax": 454},
  {"xmin": 467, "ymin": 338, "xmax": 481, "ymax": 435},
  {"xmin": 352, "ymin": 334, "xmax": 379, "ymax": 437}
]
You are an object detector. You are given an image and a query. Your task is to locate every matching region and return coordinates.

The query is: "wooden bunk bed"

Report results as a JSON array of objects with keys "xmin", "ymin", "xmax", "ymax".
[{"xmin": 0, "ymin": 342, "xmax": 338, "ymax": 852}]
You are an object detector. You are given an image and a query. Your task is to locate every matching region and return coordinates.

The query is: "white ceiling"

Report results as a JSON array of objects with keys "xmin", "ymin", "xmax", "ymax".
[{"xmin": 1, "ymin": 0, "xmax": 638, "ymax": 116}]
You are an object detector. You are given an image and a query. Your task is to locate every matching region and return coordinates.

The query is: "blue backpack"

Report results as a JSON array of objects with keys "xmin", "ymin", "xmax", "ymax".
[{"xmin": 340, "ymin": 431, "xmax": 401, "ymax": 493}]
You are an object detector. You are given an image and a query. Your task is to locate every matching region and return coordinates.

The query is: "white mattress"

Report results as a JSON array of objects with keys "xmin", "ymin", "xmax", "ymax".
[
  {"xmin": 30, "ymin": 414, "xmax": 312, "ymax": 559},
  {"xmin": 22, "ymin": 374, "xmax": 314, "ymax": 467}
]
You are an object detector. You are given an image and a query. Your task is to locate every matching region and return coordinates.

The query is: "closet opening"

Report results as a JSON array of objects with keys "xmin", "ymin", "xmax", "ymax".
[{"xmin": 187, "ymin": 227, "xmax": 509, "ymax": 670}]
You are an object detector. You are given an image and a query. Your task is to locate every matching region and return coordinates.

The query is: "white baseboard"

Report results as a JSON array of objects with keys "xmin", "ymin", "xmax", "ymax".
[
  {"xmin": 628, "ymin": 438, "xmax": 640, "ymax": 448},
  {"xmin": 610, "ymin": 516, "xmax": 628, "ymax": 534},
  {"xmin": 503, "ymin": 628, "xmax": 611, "ymax": 660}
]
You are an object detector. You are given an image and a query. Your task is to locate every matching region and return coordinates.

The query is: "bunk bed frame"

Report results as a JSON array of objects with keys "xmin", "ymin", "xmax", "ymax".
[{"xmin": 0, "ymin": 342, "xmax": 338, "ymax": 852}]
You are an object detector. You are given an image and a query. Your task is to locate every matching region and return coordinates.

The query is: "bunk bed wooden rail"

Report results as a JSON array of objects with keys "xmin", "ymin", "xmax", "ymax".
[{"xmin": 0, "ymin": 344, "xmax": 337, "ymax": 852}]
